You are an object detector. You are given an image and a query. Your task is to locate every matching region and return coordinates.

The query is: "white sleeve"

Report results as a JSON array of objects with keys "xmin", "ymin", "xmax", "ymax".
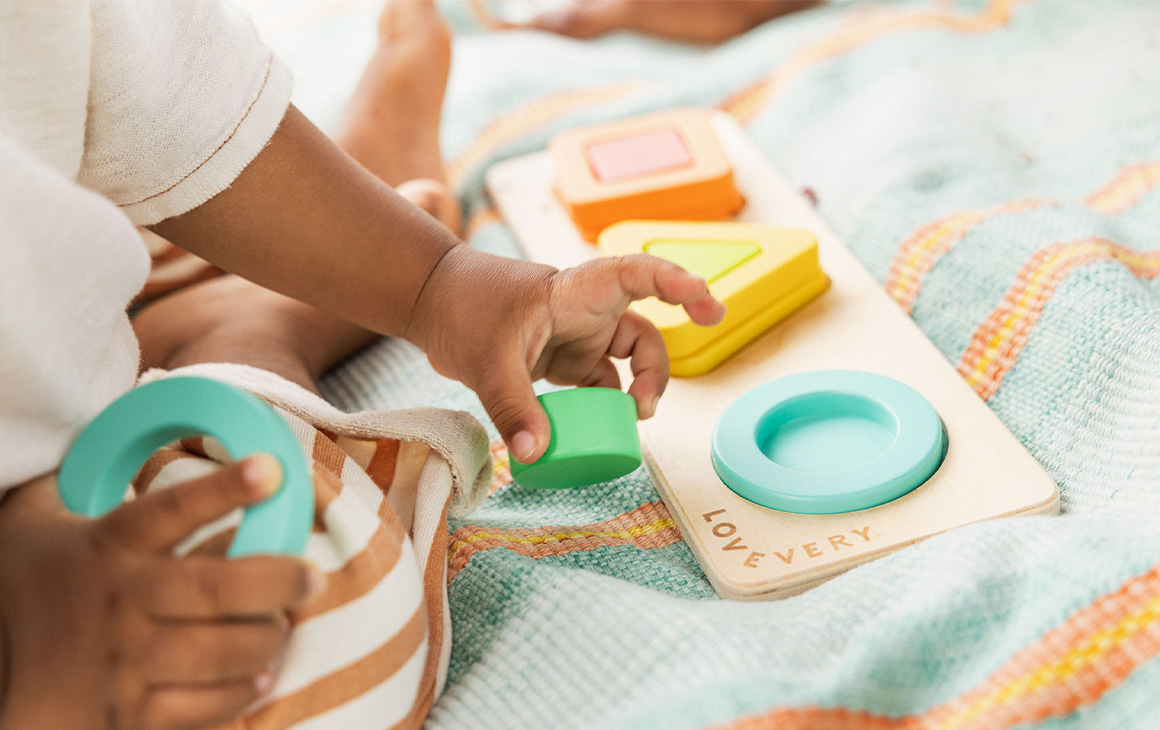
[
  {"xmin": 75, "ymin": 0, "xmax": 293, "ymax": 226},
  {"xmin": 0, "ymin": 135, "xmax": 149, "ymax": 491}
]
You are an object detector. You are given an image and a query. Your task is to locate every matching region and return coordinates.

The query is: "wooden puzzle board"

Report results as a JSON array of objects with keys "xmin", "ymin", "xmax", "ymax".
[{"xmin": 485, "ymin": 112, "xmax": 1058, "ymax": 600}]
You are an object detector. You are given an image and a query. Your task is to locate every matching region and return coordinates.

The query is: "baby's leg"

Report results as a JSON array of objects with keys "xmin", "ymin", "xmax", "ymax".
[
  {"xmin": 337, "ymin": 0, "xmax": 451, "ymax": 186},
  {"xmin": 134, "ymin": 275, "xmax": 374, "ymax": 393},
  {"xmin": 135, "ymin": 0, "xmax": 456, "ymax": 392}
]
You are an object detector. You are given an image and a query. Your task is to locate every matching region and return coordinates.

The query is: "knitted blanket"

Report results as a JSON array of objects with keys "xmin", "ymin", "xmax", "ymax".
[{"xmin": 240, "ymin": 0, "xmax": 1160, "ymax": 727}]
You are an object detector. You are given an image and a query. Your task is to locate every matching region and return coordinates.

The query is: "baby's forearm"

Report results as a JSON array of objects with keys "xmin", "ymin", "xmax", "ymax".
[{"xmin": 151, "ymin": 105, "xmax": 458, "ymax": 340}]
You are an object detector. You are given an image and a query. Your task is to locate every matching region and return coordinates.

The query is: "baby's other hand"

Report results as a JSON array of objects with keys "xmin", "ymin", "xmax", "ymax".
[
  {"xmin": 407, "ymin": 248, "xmax": 724, "ymax": 464},
  {"xmin": 0, "ymin": 457, "xmax": 324, "ymax": 730}
]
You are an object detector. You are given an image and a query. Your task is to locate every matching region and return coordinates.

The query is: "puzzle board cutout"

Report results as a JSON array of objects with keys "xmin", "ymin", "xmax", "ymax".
[{"xmin": 485, "ymin": 112, "xmax": 1059, "ymax": 600}]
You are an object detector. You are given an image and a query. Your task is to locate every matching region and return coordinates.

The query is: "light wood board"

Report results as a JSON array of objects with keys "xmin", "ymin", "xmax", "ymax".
[{"xmin": 485, "ymin": 112, "xmax": 1059, "ymax": 600}]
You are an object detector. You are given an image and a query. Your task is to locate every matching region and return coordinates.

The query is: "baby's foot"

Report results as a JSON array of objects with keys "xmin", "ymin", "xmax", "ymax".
[
  {"xmin": 396, "ymin": 177, "xmax": 461, "ymax": 234},
  {"xmin": 530, "ymin": 0, "xmax": 818, "ymax": 43},
  {"xmin": 337, "ymin": 0, "xmax": 459, "ymax": 231}
]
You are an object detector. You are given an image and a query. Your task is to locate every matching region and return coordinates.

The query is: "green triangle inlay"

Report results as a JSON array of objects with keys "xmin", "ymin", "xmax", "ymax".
[{"xmin": 644, "ymin": 239, "xmax": 762, "ymax": 283}]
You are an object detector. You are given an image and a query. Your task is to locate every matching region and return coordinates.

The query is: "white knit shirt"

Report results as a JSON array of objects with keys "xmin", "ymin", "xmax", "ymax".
[{"xmin": 0, "ymin": 0, "xmax": 292, "ymax": 489}]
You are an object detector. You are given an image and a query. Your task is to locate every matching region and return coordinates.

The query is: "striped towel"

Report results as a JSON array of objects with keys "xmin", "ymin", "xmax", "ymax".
[{"xmin": 134, "ymin": 364, "xmax": 490, "ymax": 730}]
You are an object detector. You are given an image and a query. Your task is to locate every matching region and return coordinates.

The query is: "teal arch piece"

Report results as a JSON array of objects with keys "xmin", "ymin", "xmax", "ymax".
[
  {"xmin": 712, "ymin": 370, "xmax": 946, "ymax": 514},
  {"xmin": 58, "ymin": 377, "xmax": 313, "ymax": 557}
]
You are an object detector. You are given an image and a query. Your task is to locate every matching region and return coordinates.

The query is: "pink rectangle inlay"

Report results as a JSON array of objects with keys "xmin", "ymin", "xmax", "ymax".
[{"xmin": 585, "ymin": 128, "xmax": 693, "ymax": 183}]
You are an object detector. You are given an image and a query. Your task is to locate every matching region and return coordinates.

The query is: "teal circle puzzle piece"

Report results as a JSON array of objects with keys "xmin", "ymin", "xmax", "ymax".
[
  {"xmin": 712, "ymin": 370, "xmax": 947, "ymax": 514},
  {"xmin": 58, "ymin": 377, "xmax": 313, "ymax": 557}
]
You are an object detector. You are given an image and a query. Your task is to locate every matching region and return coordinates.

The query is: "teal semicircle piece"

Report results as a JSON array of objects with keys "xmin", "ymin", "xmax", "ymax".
[
  {"xmin": 711, "ymin": 370, "xmax": 947, "ymax": 514},
  {"xmin": 57, "ymin": 377, "xmax": 314, "ymax": 557},
  {"xmin": 645, "ymin": 239, "xmax": 761, "ymax": 283}
]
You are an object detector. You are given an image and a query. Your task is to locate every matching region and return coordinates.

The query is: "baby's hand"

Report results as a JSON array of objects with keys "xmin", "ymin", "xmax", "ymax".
[
  {"xmin": 406, "ymin": 248, "xmax": 725, "ymax": 463},
  {"xmin": 0, "ymin": 457, "xmax": 324, "ymax": 730}
]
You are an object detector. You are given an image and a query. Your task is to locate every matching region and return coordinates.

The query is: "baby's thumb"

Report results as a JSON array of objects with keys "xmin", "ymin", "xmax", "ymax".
[{"xmin": 475, "ymin": 363, "xmax": 550, "ymax": 465}]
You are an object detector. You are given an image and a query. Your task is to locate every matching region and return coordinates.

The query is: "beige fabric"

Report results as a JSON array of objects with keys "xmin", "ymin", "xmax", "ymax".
[{"xmin": 0, "ymin": 0, "xmax": 291, "ymax": 489}]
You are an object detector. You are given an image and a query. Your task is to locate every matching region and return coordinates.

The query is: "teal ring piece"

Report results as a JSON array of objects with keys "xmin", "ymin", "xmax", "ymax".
[
  {"xmin": 711, "ymin": 370, "xmax": 946, "ymax": 514},
  {"xmin": 58, "ymin": 377, "xmax": 314, "ymax": 557}
]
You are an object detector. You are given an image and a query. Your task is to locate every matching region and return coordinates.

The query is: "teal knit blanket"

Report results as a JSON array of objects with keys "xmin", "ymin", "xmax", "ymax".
[{"xmin": 246, "ymin": 1, "xmax": 1160, "ymax": 727}]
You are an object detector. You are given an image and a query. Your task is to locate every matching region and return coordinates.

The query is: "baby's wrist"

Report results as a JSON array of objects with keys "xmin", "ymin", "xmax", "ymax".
[
  {"xmin": 403, "ymin": 244, "xmax": 478, "ymax": 353},
  {"xmin": 402, "ymin": 246, "xmax": 557, "ymax": 357}
]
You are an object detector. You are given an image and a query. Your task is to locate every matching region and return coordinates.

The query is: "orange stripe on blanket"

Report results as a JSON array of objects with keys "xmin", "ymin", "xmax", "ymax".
[
  {"xmin": 885, "ymin": 199, "xmax": 1050, "ymax": 314},
  {"xmin": 298, "ymin": 436, "xmax": 411, "ymax": 620},
  {"xmin": 719, "ymin": 0, "xmax": 1023, "ymax": 126},
  {"xmin": 312, "ymin": 431, "xmax": 350, "ymax": 483},
  {"xmin": 392, "ymin": 497, "xmax": 454, "ymax": 730},
  {"xmin": 1083, "ymin": 161, "xmax": 1160, "ymax": 215},
  {"xmin": 133, "ymin": 447, "xmax": 202, "ymax": 496},
  {"xmin": 178, "ymin": 435, "xmax": 208, "ymax": 457},
  {"xmin": 245, "ymin": 604, "xmax": 427, "ymax": 730},
  {"xmin": 366, "ymin": 439, "xmax": 402, "ymax": 490},
  {"xmin": 311, "ymin": 464, "xmax": 343, "ymax": 533},
  {"xmin": 447, "ymin": 501, "xmax": 683, "ymax": 581},
  {"xmin": 883, "ymin": 159, "xmax": 1160, "ymax": 316},
  {"xmin": 294, "ymin": 519, "xmax": 407, "ymax": 622},
  {"xmin": 715, "ymin": 563, "xmax": 1160, "ymax": 730},
  {"xmin": 447, "ymin": 82, "xmax": 647, "ymax": 188},
  {"xmin": 382, "ymin": 442, "xmax": 432, "ymax": 532},
  {"xmin": 957, "ymin": 238, "xmax": 1160, "ymax": 400}
]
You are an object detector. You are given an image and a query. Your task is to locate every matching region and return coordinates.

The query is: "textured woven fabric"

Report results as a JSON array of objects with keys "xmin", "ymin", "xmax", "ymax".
[{"xmin": 241, "ymin": 0, "xmax": 1160, "ymax": 727}]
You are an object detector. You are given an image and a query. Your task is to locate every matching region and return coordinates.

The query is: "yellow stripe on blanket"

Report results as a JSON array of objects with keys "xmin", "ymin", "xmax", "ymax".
[
  {"xmin": 718, "ymin": 563, "xmax": 1160, "ymax": 730},
  {"xmin": 958, "ymin": 238, "xmax": 1160, "ymax": 400},
  {"xmin": 883, "ymin": 159, "xmax": 1160, "ymax": 317},
  {"xmin": 448, "ymin": 501, "xmax": 683, "ymax": 581},
  {"xmin": 885, "ymin": 199, "xmax": 1051, "ymax": 314},
  {"xmin": 1084, "ymin": 161, "xmax": 1160, "ymax": 215}
]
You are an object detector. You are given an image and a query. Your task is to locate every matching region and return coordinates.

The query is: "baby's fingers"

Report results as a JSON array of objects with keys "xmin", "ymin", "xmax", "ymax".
[
  {"xmin": 144, "ymin": 619, "xmax": 289, "ymax": 685},
  {"xmin": 98, "ymin": 455, "xmax": 283, "ymax": 554},
  {"xmin": 148, "ymin": 555, "xmax": 324, "ymax": 620},
  {"xmin": 474, "ymin": 358, "xmax": 551, "ymax": 465},
  {"xmin": 139, "ymin": 674, "xmax": 273, "ymax": 730},
  {"xmin": 576, "ymin": 358, "xmax": 621, "ymax": 391},
  {"xmin": 607, "ymin": 310, "xmax": 669, "ymax": 419},
  {"xmin": 603, "ymin": 254, "xmax": 725, "ymax": 325}
]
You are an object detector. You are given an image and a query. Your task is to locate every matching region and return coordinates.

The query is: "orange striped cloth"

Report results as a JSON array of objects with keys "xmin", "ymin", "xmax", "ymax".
[{"xmin": 134, "ymin": 364, "xmax": 490, "ymax": 730}]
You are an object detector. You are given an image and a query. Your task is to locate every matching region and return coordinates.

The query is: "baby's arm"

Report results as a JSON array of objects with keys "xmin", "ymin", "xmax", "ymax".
[
  {"xmin": 153, "ymin": 106, "xmax": 725, "ymax": 463},
  {"xmin": 151, "ymin": 106, "xmax": 456, "ymax": 343}
]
